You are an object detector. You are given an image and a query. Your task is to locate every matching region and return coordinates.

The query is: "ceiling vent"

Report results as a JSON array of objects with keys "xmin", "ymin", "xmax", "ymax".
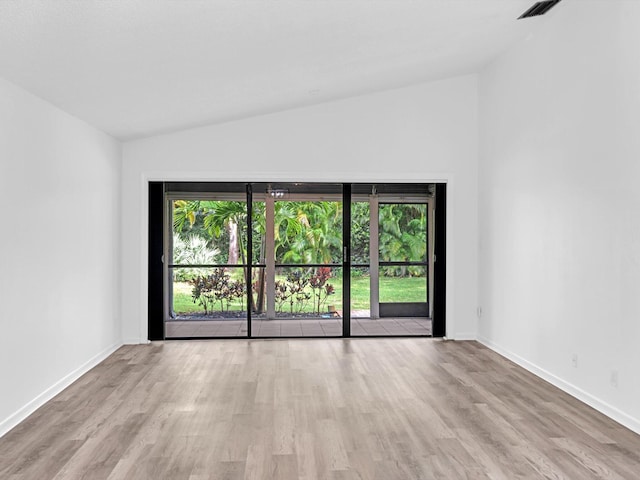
[{"xmin": 518, "ymin": 0, "xmax": 562, "ymax": 19}]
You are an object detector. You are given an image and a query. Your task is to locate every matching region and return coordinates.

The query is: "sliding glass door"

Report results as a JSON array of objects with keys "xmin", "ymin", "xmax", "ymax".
[
  {"xmin": 378, "ymin": 202, "xmax": 429, "ymax": 317},
  {"xmin": 349, "ymin": 184, "xmax": 433, "ymax": 336},
  {"xmin": 159, "ymin": 182, "xmax": 437, "ymax": 339},
  {"xmin": 165, "ymin": 186, "xmax": 250, "ymax": 338},
  {"xmin": 251, "ymin": 183, "xmax": 343, "ymax": 337}
]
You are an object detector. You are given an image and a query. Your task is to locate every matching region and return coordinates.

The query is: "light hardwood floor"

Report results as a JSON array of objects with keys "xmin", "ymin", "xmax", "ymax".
[{"xmin": 1, "ymin": 339, "xmax": 639, "ymax": 479}]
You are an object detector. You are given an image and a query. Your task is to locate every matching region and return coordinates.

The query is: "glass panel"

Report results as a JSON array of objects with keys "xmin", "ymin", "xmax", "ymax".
[
  {"xmin": 350, "ymin": 267, "xmax": 370, "ymax": 318},
  {"xmin": 251, "ymin": 266, "xmax": 343, "ymax": 337},
  {"xmin": 166, "ymin": 266, "xmax": 248, "ymax": 338},
  {"xmin": 166, "ymin": 185, "xmax": 355, "ymax": 338},
  {"xmin": 350, "ymin": 200, "xmax": 371, "ymax": 320},
  {"xmin": 350, "ymin": 186, "xmax": 432, "ymax": 337},
  {"xmin": 250, "ymin": 266, "xmax": 266, "ymax": 316},
  {"xmin": 274, "ymin": 201, "xmax": 343, "ymax": 265},
  {"xmin": 172, "ymin": 199, "xmax": 248, "ymax": 266},
  {"xmin": 251, "ymin": 201, "xmax": 265, "ymax": 266},
  {"xmin": 351, "ymin": 201, "xmax": 370, "ymax": 265},
  {"xmin": 378, "ymin": 203, "xmax": 427, "ymax": 263},
  {"xmin": 171, "ymin": 267, "xmax": 247, "ymax": 317},
  {"xmin": 168, "ymin": 198, "xmax": 250, "ymax": 338},
  {"xmin": 250, "ymin": 188, "xmax": 343, "ymax": 337},
  {"xmin": 379, "ymin": 266, "xmax": 427, "ymax": 303}
]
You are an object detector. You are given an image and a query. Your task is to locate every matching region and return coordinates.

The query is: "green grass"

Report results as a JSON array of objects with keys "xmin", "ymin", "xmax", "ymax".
[
  {"xmin": 379, "ymin": 276, "xmax": 427, "ymax": 303},
  {"xmin": 172, "ymin": 275, "xmax": 426, "ymax": 315}
]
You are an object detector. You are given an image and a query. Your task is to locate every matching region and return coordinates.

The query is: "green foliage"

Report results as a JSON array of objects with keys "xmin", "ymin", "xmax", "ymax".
[
  {"xmin": 351, "ymin": 202, "xmax": 370, "ymax": 264},
  {"xmin": 173, "ymin": 200, "xmax": 198, "ymax": 232},
  {"xmin": 282, "ymin": 269, "xmax": 312, "ymax": 314},
  {"xmin": 202, "ymin": 201, "xmax": 245, "ymax": 238},
  {"xmin": 276, "ymin": 201, "xmax": 342, "ymax": 265},
  {"xmin": 274, "ymin": 279, "xmax": 291, "ymax": 313},
  {"xmin": 172, "ymin": 273, "xmax": 428, "ymax": 315},
  {"xmin": 174, "ymin": 200, "xmax": 427, "ymax": 278},
  {"xmin": 173, "ymin": 200, "xmax": 214, "ymax": 244},
  {"xmin": 270, "ymin": 267, "xmax": 336, "ymax": 315},
  {"xmin": 379, "ymin": 203, "xmax": 427, "ymax": 277},
  {"xmin": 172, "ymin": 234, "xmax": 219, "ymax": 281},
  {"xmin": 309, "ymin": 267, "xmax": 335, "ymax": 314},
  {"xmin": 173, "ymin": 200, "xmax": 240, "ymax": 263},
  {"xmin": 189, "ymin": 268, "xmax": 245, "ymax": 314},
  {"xmin": 172, "ymin": 198, "xmax": 428, "ymax": 317}
]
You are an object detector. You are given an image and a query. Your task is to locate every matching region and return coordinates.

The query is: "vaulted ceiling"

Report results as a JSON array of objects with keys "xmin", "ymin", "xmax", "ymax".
[{"xmin": 0, "ymin": 0, "xmax": 553, "ymax": 140}]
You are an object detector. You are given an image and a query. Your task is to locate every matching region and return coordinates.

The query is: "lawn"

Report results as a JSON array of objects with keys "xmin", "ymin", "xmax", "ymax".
[{"xmin": 172, "ymin": 274, "xmax": 427, "ymax": 315}]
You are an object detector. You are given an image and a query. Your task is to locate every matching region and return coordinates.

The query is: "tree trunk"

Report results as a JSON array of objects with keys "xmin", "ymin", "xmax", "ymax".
[
  {"xmin": 256, "ymin": 236, "xmax": 267, "ymax": 313},
  {"xmin": 228, "ymin": 221, "xmax": 238, "ymax": 265},
  {"xmin": 256, "ymin": 268, "xmax": 266, "ymax": 314},
  {"xmin": 236, "ymin": 227, "xmax": 257, "ymax": 313}
]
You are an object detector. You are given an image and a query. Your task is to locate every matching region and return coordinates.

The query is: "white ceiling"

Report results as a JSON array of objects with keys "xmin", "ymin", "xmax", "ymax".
[{"xmin": 0, "ymin": 0, "xmax": 551, "ymax": 140}]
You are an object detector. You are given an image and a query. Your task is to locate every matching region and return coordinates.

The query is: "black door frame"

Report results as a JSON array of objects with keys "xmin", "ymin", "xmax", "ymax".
[
  {"xmin": 432, "ymin": 183, "xmax": 446, "ymax": 337},
  {"xmin": 148, "ymin": 181, "xmax": 165, "ymax": 341},
  {"xmin": 377, "ymin": 200, "xmax": 430, "ymax": 318},
  {"xmin": 148, "ymin": 181, "xmax": 446, "ymax": 340},
  {"xmin": 342, "ymin": 184, "xmax": 351, "ymax": 337}
]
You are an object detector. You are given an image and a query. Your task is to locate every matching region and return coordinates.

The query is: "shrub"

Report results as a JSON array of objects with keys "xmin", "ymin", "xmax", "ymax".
[
  {"xmin": 189, "ymin": 267, "xmax": 245, "ymax": 314},
  {"xmin": 309, "ymin": 267, "xmax": 335, "ymax": 314},
  {"xmin": 285, "ymin": 270, "xmax": 312, "ymax": 314},
  {"xmin": 173, "ymin": 234, "xmax": 219, "ymax": 281}
]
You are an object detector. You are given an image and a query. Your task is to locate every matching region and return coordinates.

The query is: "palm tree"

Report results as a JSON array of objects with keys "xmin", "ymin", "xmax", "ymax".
[
  {"xmin": 202, "ymin": 201, "xmax": 246, "ymax": 264},
  {"xmin": 278, "ymin": 201, "xmax": 342, "ymax": 265},
  {"xmin": 173, "ymin": 199, "xmax": 347, "ymax": 313},
  {"xmin": 379, "ymin": 204, "xmax": 426, "ymax": 276},
  {"xmin": 173, "ymin": 200, "xmax": 256, "ymax": 309}
]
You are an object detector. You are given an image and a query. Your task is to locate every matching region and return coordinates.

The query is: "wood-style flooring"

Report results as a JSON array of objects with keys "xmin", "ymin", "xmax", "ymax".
[{"xmin": 1, "ymin": 339, "xmax": 639, "ymax": 479}]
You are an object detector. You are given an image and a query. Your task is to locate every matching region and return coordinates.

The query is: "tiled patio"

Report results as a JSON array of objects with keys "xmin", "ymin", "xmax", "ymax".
[{"xmin": 165, "ymin": 316, "xmax": 431, "ymax": 338}]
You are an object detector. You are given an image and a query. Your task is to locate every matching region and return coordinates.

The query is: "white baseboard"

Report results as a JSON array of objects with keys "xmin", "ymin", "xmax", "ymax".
[
  {"xmin": 477, "ymin": 335, "xmax": 640, "ymax": 436},
  {"xmin": 0, "ymin": 340, "xmax": 123, "ymax": 439},
  {"xmin": 452, "ymin": 332, "xmax": 477, "ymax": 341},
  {"xmin": 122, "ymin": 337, "xmax": 148, "ymax": 345}
]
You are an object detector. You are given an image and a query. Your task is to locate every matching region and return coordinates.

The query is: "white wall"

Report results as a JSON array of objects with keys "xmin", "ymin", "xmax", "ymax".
[
  {"xmin": 122, "ymin": 74, "xmax": 479, "ymax": 342},
  {"xmin": 0, "ymin": 77, "xmax": 122, "ymax": 436},
  {"xmin": 478, "ymin": 0, "xmax": 640, "ymax": 433}
]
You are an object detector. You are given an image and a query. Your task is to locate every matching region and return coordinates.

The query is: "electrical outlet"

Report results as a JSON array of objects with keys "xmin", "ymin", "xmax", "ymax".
[
  {"xmin": 611, "ymin": 370, "xmax": 619, "ymax": 388},
  {"xmin": 571, "ymin": 354, "xmax": 578, "ymax": 368}
]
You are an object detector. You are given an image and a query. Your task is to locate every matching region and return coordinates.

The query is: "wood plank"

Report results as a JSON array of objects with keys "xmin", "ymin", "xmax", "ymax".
[{"xmin": 1, "ymin": 339, "xmax": 639, "ymax": 479}]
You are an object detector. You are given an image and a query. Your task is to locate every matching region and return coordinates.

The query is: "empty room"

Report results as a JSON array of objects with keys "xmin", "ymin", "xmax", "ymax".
[{"xmin": 1, "ymin": 0, "xmax": 639, "ymax": 478}]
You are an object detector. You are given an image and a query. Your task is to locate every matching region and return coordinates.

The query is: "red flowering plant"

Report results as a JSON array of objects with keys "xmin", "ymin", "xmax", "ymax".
[
  {"xmin": 285, "ymin": 270, "xmax": 312, "ymax": 313},
  {"xmin": 190, "ymin": 268, "xmax": 245, "ymax": 314},
  {"xmin": 309, "ymin": 267, "xmax": 335, "ymax": 314}
]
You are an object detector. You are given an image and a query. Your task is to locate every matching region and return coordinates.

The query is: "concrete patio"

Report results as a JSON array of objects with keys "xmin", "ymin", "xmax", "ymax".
[{"xmin": 165, "ymin": 316, "xmax": 432, "ymax": 338}]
